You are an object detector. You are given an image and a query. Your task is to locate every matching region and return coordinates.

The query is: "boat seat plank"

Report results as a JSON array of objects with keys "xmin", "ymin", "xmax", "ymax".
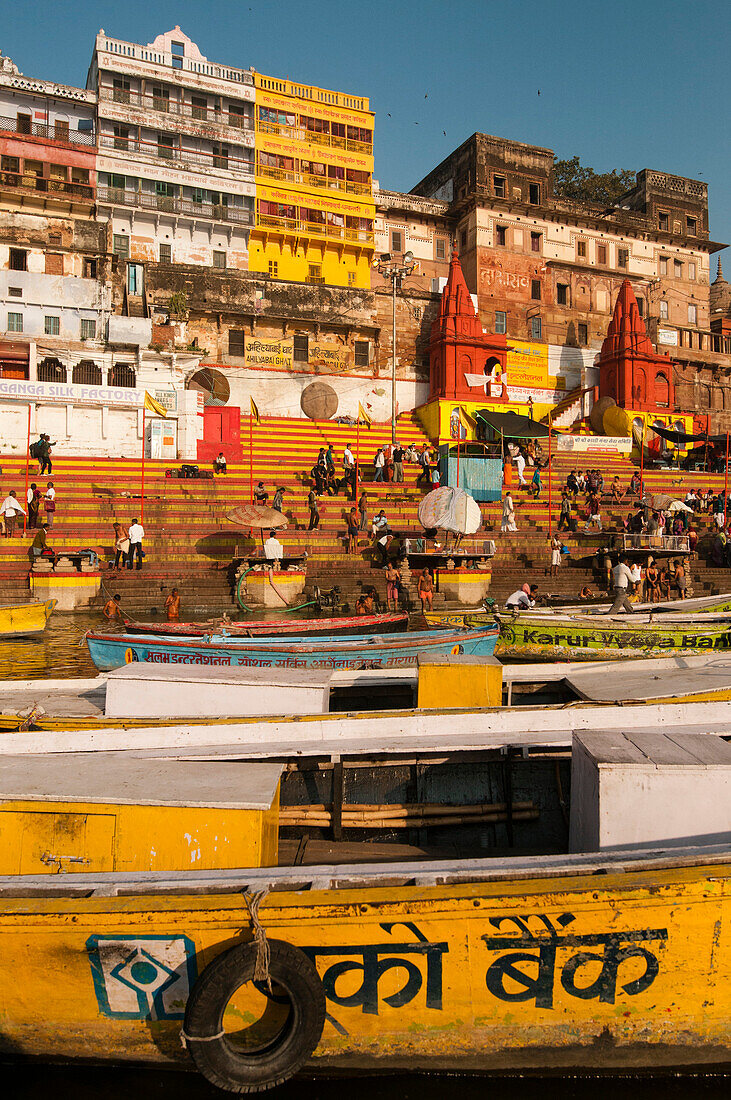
[{"xmin": 0, "ymin": 755, "xmax": 284, "ymax": 809}]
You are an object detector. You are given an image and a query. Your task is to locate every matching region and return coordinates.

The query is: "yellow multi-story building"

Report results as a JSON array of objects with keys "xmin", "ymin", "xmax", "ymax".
[{"xmin": 251, "ymin": 73, "xmax": 375, "ymax": 288}]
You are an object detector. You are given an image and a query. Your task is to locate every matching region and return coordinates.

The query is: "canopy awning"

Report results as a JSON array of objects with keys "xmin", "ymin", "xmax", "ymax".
[
  {"xmin": 476, "ymin": 409, "xmax": 551, "ymax": 439},
  {"xmin": 651, "ymin": 424, "xmax": 726, "ymax": 446}
]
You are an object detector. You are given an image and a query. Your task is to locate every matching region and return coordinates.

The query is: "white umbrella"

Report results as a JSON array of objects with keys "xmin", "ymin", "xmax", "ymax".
[{"xmin": 417, "ymin": 487, "xmax": 482, "ymax": 535}]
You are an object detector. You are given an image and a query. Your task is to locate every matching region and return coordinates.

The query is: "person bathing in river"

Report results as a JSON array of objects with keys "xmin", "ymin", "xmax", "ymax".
[
  {"xmin": 165, "ymin": 587, "xmax": 181, "ymax": 621},
  {"xmin": 103, "ymin": 593, "xmax": 123, "ymax": 621}
]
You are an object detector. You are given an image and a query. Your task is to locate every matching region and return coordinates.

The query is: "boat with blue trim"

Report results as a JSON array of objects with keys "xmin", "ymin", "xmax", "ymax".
[{"xmin": 85, "ymin": 624, "xmax": 500, "ymax": 672}]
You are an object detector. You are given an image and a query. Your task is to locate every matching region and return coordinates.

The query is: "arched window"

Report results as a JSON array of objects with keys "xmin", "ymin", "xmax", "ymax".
[
  {"xmin": 633, "ymin": 368, "xmax": 647, "ymax": 404},
  {"xmin": 72, "ymin": 360, "xmax": 102, "ymax": 385},
  {"xmin": 109, "ymin": 363, "xmax": 136, "ymax": 388},
  {"xmin": 37, "ymin": 357, "xmax": 66, "ymax": 383},
  {"xmin": 655, "ymin": 371, "xmax": 670, "ymax": 408}
]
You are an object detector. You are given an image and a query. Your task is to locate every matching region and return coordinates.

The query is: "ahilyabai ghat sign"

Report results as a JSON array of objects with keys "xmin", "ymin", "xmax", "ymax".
[{"xmin": 0, "ymin": 380, "xmax": 146, "ymax": 408}]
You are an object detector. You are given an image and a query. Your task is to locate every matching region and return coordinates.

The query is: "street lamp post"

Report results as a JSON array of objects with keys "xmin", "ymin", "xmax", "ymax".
[{"xmin": 375, "ymin": 251, "xmax": 416, "ymax": 443}]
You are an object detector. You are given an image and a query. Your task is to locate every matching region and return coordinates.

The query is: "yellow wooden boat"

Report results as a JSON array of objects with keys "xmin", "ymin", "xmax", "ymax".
[
  {"xmin": 0, "ymin": 599, "xmax": 56, "ymax": 638},
  {"xmin": 0, "ymin": 847, "xmax": 727, "ymax": 1087}
]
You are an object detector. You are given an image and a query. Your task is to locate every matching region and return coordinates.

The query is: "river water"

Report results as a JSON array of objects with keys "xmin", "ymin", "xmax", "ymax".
[
  {"xmin": 6, "ymin": 1064, "xmax": 729, "ymax": 1099},
  {"xmin": 3, "ymin": 617, "xmax": 728, "ymax": 1096}
]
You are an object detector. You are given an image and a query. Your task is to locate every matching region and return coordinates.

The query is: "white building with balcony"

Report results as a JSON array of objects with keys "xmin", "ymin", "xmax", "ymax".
[{"xmin": 88, "ymin": 26, "xmax": 255, "ymax": 291}]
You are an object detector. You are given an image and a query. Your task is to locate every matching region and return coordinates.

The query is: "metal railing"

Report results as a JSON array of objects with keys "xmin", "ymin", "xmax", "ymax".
[
  {"xmin": 622, "ymin": 533, "xmax": 690, "ymax": 553},
  {"xmin": 255, "ymin": 118, "xmax": 372, "ymax": 154},
  {"xmin": 0, "ymin": 115, "xmax": 95, "ymax": 147},
  {"xmin": 0, "ymin": 170, "xmax": 93, "ymax": 200},
  {"xmin": 99, "ymin": 87, "xmax": 253, "ymax": 129},
  {"xmin": 257, "ymin": 163, "xmax": 371, "ymax": 195},
  {"xmin": 256, "ymin": 212, "xmax": 373, "ymax": 243},
  {"xmin": 96, "ymin": 185, "xmax": 253, "ymax": 224},
  {"xmin": 98, "ymin": 134, "xmax": 254, "ymax": 175}
]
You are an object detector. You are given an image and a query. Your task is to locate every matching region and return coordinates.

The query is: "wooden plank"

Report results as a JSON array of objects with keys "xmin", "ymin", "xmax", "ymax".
[
  {"xmin": 667, "ymin": 733, "xmax": 731, "ymax": 766},
  {"xmin": 575, "ymin": 731, "xmax": 648, "ymax": 765},
  {"xmin": 0, "ymin": 842, "xmax": 727, "ymax": 898},
  {"xmin": 627, "ymin": 732, "xmax": 702, "ymax": 766}
]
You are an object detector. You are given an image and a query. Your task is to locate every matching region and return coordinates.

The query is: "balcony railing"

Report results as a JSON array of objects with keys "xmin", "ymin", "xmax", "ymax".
[
  {"xmin": 0, "ymin": 115, "xmax": 95, "ymax": 147},
  {"xmin": 256, "ymin": 212, "xmax": 373, "ymax": 245},
  {"xmin": 99, "ymin": 86, "xmax": 253, "ymax": 130},
  {"xmin": 98, "ymin": 134, "xmax": 254, "ymax": 175},
  {"xmin": 255, "ymin": 118, "xmax": 373, "ymax": 155},
  {"xmin": 96, "ymin": 185, "xmax": 253, "ymax": 224},
  {"xmin": 0, "ymin": 170, "xmax": 94, "ymax": 201},
  {"xmin": 257, "ymin": 164, "xmax": 372, "ymax": 197}
]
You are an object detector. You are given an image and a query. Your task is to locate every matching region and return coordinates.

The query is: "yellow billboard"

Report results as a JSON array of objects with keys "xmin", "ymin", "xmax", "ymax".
[
  {"xmin": 257, "ymin": 183, "xmax": 373, "ymax": 218},
  {"xmin": 257, "ymin": 133, "xmax": 373, "ymax": 172},
  {"xmin": 507, "ymin": 340, "xmax": 550, "ymax": 390},
  {"xmin": 256, "ymin": 88, "xmax": 372, "ymax": 129},
  {"xmin": 244, "ymin": 337, "xmax": 293, "ymax": 370}
]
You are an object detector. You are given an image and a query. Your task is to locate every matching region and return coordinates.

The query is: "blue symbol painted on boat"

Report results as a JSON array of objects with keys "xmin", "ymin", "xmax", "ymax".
[{"xmin": 87, "ymin": 934, "xmax": 197, "ymax": 1019}]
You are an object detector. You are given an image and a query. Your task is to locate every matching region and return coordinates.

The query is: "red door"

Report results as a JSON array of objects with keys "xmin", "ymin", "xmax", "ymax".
[{"xmin": 197, "ymin": 405, "xmax": 243, "ymax": 463}]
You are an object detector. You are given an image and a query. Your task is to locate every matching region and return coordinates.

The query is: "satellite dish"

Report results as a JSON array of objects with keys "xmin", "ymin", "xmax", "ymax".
[{"xmin": 188, "ymin": 368, "xmax": 230, "ymax": 407}]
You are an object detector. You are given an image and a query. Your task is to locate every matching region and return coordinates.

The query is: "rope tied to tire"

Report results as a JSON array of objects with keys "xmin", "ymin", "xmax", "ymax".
[
  {"xmin": 243, "ymin": 888, "xmax": 272, "ymax": 993},
  {"xmin": 180, "ymin": 1027, "xmax": 226, "ymax": 1049}
]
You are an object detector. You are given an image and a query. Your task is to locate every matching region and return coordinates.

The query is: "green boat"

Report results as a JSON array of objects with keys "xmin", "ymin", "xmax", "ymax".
[
  {"xmin": 495, "ymin": 610, "xmax": 731, "ymax": 661},
  {"xmin": 425, "ymin": 591, "xmax": 731, "ymax": 632}
]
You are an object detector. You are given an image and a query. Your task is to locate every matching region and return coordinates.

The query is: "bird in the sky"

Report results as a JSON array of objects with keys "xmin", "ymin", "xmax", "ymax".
[
  {"xmin": 443, "ymin": 130, "xmax": 446, "ymax": 136},
  {"xmin": 425, "ymin": 92, "xmax": 428, "ymax": 98},
  {"xmin": 537, "ymin": 89, "xmax": 541, "ymax": 95},
  {"xmin": 387, "ymin": 112, "xmax": 391, "ymax": 117},
  {"xmin": 414, "ymin": 121, "xmax": 419, "ymax": 125}
]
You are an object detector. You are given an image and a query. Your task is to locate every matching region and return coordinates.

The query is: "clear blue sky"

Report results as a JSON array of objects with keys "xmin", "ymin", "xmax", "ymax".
[{"xmin": 4, "ymin": 0, "xmax": 729, "ymax": 267}]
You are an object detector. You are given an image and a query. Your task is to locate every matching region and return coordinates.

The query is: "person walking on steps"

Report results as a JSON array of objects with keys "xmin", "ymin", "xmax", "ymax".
[
  {"xmin": 127, "ymin": 518, "xmax": 145, "ymax": 570},
  {"xmin": 515, "ymin": 449, "xmax": 528, "ymax": 488},
  {"xmin": 392, "ymin": 442, "xmax": 405, "ymax": 483},
  {"xmin": 358, "ymin": 491, "xmax": 368, "ymax": 532},
  {"xmin": 39, "ymin": 435, "xmax": 55, "ymax": 475},
  {"xmin": 550, "ymin": 535, "xmax": 562, "ymax": 578},
  {"xmin": 1, "ymin": 491, "xmax": 26, "ymax": 537},
  {"xmin": 610, "ymin": 555, "xmax": 635, "ymax": 614},
  {"xmin": 501, "ymin": 491, "xmax": 517, "ymax": 533},
  {"xmin": 43, "ymin": 482, "xmax": 56, "ymax": 529},
  {"xmin": 307, "ymin": 487, "xmax": 320, "ymax": 530},
  {"xmin": 27, "ymin": 483, "xmax": 41, "ymax": 530},
  {"xmin": 112, "ymin": 521, "xmax": 129, "ymax": 569}
]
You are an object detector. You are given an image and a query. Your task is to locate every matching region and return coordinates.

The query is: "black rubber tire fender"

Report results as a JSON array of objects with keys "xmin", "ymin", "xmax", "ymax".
[{"xmin": 183, "ymin": 938, "xmax": 326, "ymax": 1094}]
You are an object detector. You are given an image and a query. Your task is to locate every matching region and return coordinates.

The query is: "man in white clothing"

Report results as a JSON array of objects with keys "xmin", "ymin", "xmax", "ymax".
[
  {"xmin": 505, "ymin": 584, "xmax": 538, "ymax": 610},
  {"xmin": 264, "ymin": 530, "xmax": 284, "ymax": 560},
  {"xmin": 515, "ymin": 451, "xmax": 527, "ymax": 487},
  {"xmin": 610, "ymin": 556, "xmax": 635, "ymax": 614},
  {"xmin": 127, "ymin": 518, "xmax": 145, "ymax": 570},
  {"xmin": 342, "ymin": 444, "xmax": 355, "ymax": 497},
  {"xmin": 1, "ymin": 491, "xmax": 26, "ymax": 538}
]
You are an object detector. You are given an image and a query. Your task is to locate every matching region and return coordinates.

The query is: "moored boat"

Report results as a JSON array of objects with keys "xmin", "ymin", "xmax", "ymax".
[
  {"xmin": 425, "ymin": 590, "xmax": 731, "ymax": 630},
  {"xmin": 124, "ymin": 610, "xmax": 409, "ymax": 638},
  {"xmin": 0, "ymin": 599, "xmax": 56, "ymax": 638},
  {"xmin": 86, "ymin": 624, "xmax": 500, "ymax": 672},
  {"xmin": 496, "ymin": 609, "xmax": 731, "ymax": 661},
  {"xmin": 0, "ymin": 845, "xmax": 727, "ymax": 1085}
]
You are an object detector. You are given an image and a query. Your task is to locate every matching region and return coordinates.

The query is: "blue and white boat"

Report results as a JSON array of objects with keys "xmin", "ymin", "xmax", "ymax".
[{"xmin": 86, "ymin": 625, "xmax": 499, "ymax": 672}]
